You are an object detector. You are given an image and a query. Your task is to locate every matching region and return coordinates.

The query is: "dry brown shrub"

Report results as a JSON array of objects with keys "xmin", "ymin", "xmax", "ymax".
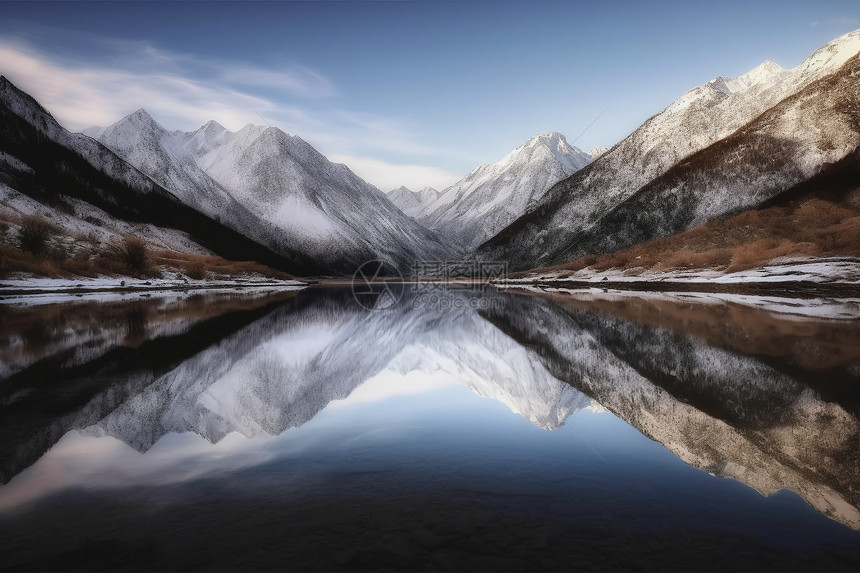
[
  {"xmin": 184, "ymin": 261, "xmax": 207, "ymax": 279},
  {"xmin": 17, "ymin": 215, "xmax": 55, "ymax": 257},
  {"xmin": 119, "ymin": 236, "xmax": 148, "ymax": 277},
  {"xmin": 793, "ymin": 200, "xmax": 855, "ymax": 229}
]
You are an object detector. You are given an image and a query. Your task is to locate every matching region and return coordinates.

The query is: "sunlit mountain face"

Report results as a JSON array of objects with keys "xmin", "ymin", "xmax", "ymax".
[{"xmin": 1, "ymin": 286, "xmax": 859, "ymax": 571}]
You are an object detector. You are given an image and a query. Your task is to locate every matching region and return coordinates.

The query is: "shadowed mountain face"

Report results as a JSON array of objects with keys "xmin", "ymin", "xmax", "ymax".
[{"xmin": 1, "ymin": 287, "xmax": 858, "ymax": 532}]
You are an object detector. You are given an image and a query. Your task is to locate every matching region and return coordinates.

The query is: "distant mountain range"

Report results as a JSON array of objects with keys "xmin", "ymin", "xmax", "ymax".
[{"xmin": 1, "ymin": 29, "xmax": 859, "ymax": 278}]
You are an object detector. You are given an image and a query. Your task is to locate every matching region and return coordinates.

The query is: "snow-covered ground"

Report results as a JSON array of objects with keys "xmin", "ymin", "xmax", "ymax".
[
  {"xmin": 0, "ymin": 276, "xmax": 307, "ymax": 306},
  {"xmin": 494, "ymin": 257, "xmax": 860, "ymax": 286}
]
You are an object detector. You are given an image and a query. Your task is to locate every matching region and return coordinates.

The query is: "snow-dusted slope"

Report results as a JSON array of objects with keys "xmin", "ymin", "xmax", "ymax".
[
  {"xmin": 87, "ymin": 111, "xmax": 245, "ymax": 222},
  {"xmin": 418, "ymin": 132, "xmax": 592, "ymax": 249},
  {"xmin": 186, "ymin": 123, "xmax": 456, "ymax": 273},
  {"xmin": 480, "ymin": 29, "xmax": 860, "ymax": 269},
  {"xmin": 89, "ymin": 114, "xmax": 456, "ymax": 275},
  {"xmin": 589, "ymin": 146, "xmax": 609, "ymax": 159},
  {"xmin": 86, "ymin": 111, "xmax": 327, "ymax": 274},
  {"xmin": 386, "ymin": 186, "xmax": 441, "ymax": 218}
]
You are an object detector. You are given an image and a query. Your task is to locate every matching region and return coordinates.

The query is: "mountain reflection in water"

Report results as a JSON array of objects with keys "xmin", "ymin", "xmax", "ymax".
[{"xmin": 1, "ymin": 285, "xmax": 859, "ymax": 571}]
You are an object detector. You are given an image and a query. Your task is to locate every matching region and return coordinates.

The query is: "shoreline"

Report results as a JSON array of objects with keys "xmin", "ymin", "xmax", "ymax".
[
  {"xmin": 492, "ymin": 279, "xmax": 860, "ymax": 298},
  {"xmin": 0, "ymin": 277, "xmax": 308, "ymax": 304}
]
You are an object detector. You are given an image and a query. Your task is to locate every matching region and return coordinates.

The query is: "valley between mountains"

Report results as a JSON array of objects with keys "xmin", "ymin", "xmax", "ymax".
[{"xmin": 2, "ymin": 29, "xmax": 860, "ymax": 290}]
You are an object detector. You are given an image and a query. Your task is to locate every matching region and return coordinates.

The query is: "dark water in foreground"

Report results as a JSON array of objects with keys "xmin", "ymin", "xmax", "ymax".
[{"xmin": 1, "ymin": 285, "xmax": 860, "ymax": 571}]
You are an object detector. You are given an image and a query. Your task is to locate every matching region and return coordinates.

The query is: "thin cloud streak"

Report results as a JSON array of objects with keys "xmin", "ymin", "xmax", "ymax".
[
  {"xmin": 221, "ymin": 66, "xmax": 336, "ymax": 97},
  {"xmin": 329, "ymin": 153, "xmax": 460, "ymax": 192}
]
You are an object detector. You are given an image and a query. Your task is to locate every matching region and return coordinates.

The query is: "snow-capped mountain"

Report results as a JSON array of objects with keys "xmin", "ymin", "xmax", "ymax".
[
  {"xmin": 386, "ymin": 186, "xmax": 441, "ymax": 218},
  {"xmin": 417, "ymin": 132, "xmax": 592, "ymax": 249},
  {"xmin": 480, "ymin": 29, "xmax": 860, "ymax": 269},
  {"xmin": 89, "ymin": 114, "xmax": 456, "ymax": 275},
  {"xmin": 589, "ymin": 146, "xmax": 609, "ymax": 159},
  {"xmin": 83, "ymin": 110, "xmax": 247, "ymax": 223},
  {"xmin": 0, "ymin": 76, "xmax": 289, "ymax": 269}
]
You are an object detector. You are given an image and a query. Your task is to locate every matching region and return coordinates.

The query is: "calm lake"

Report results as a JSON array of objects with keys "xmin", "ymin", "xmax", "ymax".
[{"xmin": 1, "ymin": 285, "xmax": 859, "ymax": 571}]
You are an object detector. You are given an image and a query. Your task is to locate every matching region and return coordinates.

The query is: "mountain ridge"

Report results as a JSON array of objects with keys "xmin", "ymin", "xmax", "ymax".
[{"xmin": 478, "ymin": 29, "xmax": 860, "ymax": 270}]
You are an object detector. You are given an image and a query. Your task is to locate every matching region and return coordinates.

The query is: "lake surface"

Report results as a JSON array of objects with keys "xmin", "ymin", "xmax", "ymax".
[{"xmin": 1, "ymin": 285, "xmax": 860, "ymax": 571}]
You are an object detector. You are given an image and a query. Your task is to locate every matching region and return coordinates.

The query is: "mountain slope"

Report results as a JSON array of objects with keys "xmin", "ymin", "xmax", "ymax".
[
  {"xmin": 192, "ymin": 125, "xmax": 457, "ymax": 273},
  {"xmin": 479, "ymin": 30, "xmax": 860, "ymax": 270},
  {"xmin": 0, "ymin": 76, "xmax": 298, "ymax": 271},
  {"xmin": 418, "ymin": 132, "xmax": 592, "ymax": 249},
  {"xmin": 85, "ymin": 111, "xmax": 333, "ymax": 275}
]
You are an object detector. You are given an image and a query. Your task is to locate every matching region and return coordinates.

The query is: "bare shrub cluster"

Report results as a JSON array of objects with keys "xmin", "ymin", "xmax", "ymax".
[{"xmin": 554, "ymin": 190, "xmax": 860, "ymax": 275}]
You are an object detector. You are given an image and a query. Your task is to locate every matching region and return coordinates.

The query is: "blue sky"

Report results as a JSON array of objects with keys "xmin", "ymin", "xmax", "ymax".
[{"xmin": 1, "ymin": 1, "xmax": 859, "ymax": 190}]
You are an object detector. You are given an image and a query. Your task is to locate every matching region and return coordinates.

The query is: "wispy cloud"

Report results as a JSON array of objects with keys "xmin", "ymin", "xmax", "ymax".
[
  {"xmin": 829, "ymin": 17, "xmax": 860, "ymax": 26},
  {"xmin": 811, "ymin": 17, "xmax": 859, "ymax": 28},
  {"xmin": 0, "ymin": 40, "xmax": 275, "ymax": 130},
  {"xmin": 0, "ymin": 37, "xmax": 457, "ymax": 190},
  {"xmin": 221, "ymin": 66, "xmax": 336, "ymax": 98}
]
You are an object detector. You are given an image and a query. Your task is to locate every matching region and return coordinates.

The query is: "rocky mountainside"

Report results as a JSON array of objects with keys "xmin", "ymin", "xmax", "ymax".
[{"xmin": 479, "ymin": 30, "xmax": 860, "ymax": 270}]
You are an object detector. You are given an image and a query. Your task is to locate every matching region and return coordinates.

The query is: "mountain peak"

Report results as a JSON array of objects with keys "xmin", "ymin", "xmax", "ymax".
[
  {"xmin": 738, "ymin": 59, "xmax": 786, "ymax": 86},
  {"xmin": 117, "ymin": 108, "xmax": 163, "ymax": 134},
  {"xmin": 799, "ymin": 28, "xmax": 860, "ymax": 75},
  {"xmin": 590, "ymin": 146, "xmax": 609, "ymax": 159},
  {"xmin": 509, "ymin": 131, "xmax": 590, "ymax": 169},
  {"xmin": 706, "ymin": 59, "xmax": 789, "ymax": 96},
  {"xmin": 523, "ymin": 131, "xmax": 567, "ymax": 147},
  {"xmin": 199, "ymin": 119, "xmax": 227, "ymax": 134}
]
